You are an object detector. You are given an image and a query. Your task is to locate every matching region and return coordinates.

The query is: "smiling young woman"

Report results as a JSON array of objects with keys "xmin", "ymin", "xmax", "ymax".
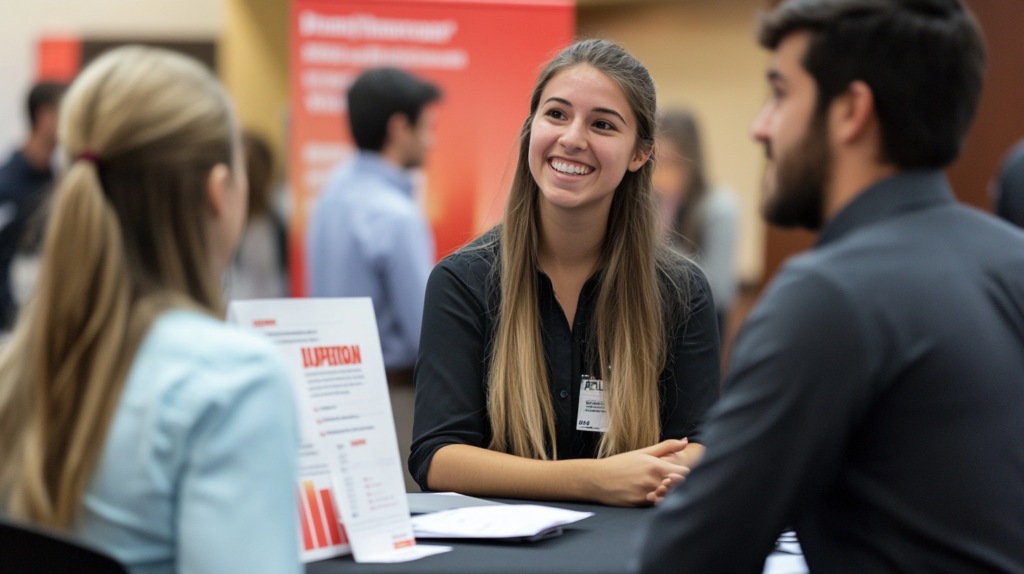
[{"xmin": 409, "ymin": 40, "xmax": 721, "ymax": 507}]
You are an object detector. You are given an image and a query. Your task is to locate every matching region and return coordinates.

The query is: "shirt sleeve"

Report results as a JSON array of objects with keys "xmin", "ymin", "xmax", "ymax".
[
  {"xmin": 177, "ymin": 354, "xmax": 301, "ymax": 574},
  {"xmin": 660, "ymin": 264, "xmax": 721, "ymax": 443},
  {"xmin": 409, "ymin": 258, "xmax": 490, "ymax": 490},
  {"xmin": 638, "ymin": 265, "xmax": 875, "ymax": 574},
  {"xmin": 381, "ymin": 209, "xmax": 436, "ymax": 369}
]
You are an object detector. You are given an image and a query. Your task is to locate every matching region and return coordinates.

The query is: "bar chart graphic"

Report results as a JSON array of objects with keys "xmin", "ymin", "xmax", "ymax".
[{"xmin": 298, "ymin": 479, "xmax": 348, "ymax": 553}]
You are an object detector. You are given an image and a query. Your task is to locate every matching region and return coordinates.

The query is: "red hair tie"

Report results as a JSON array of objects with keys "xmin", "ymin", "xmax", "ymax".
[{"xmin": 77, "ymin": 150, "xmax": 100, "ymax": 164}]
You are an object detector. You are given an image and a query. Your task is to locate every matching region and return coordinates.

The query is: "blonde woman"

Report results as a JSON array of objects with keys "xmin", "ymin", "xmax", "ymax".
[
  {"xmin": 410, "ymin": 40, "xmax": 720, "ymax": 507},
  {"xmin": 0, "ymin": 47, "xmax": 300, "ymax": 573}
]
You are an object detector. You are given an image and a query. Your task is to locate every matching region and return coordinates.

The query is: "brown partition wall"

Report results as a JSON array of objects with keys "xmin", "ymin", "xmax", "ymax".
[{"xmin": 761, "ymin": 0, "xmax": 1024, "ymax": 287}]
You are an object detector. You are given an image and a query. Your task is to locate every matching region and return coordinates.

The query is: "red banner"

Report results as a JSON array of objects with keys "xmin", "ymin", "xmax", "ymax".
[{"xmin": 288, "ymin": 0, "xmax": 575, "ymax": 296}]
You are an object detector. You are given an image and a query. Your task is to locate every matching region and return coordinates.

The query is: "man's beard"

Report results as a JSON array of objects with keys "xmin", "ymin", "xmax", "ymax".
[{"xmin": 761, "ymin": 113, "xmax": 832, "ymax": 230}]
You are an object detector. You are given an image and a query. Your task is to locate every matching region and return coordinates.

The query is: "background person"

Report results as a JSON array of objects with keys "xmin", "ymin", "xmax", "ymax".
[
  {"xmin": 654, "ymin": 109, "xmax": 739, "ymax": 336},
  {"xmin": 410, "ymin": 39, "xmax": 720, "ymax": 507},
  {"xmin": 0, "ymin": 82, "xmax": 65, "ymax": 331},
  {"xmin": 993, "ymin": 137, "xmax": 1024, "ymax": 228},
  {"xmin": 227, "ymin": 131, "xmax": 287, "ymax": 300},
  {"xmin": 639, "ymin": 0, "xmax": 1024, "ymax": 571},
  {"xmin": 306, "ymin": 67, "xmax": 440, "ymax": 386},
  {"xmin": 0, "ymin": 47, "xmax": 300, "ymax": 574},
  {"xmin": 5, "ymin": 187, "xmax": 51, "ymax": 324}
]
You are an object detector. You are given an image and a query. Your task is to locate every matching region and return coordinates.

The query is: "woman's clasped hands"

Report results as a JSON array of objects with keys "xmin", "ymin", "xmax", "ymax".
[{"xmin": 586, "ymin": 438, "xmax": 694, "ymax": 507}]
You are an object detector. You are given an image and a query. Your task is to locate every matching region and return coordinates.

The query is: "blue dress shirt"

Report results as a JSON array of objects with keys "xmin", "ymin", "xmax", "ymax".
[
  {"xmin": 74, "ymin": 310, "xmax": 301, "ymax": 574},
  {"xmin": 0, "ymin": 150, "xmax": 52, "ymax": 329},
  {"xmin": 306, "ymin": 151, "xmax": 436, "ymax": 370}
]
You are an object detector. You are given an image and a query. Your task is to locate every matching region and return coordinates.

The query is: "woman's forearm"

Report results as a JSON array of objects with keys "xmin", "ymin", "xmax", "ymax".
[
  {"xmin": 425, "ymin": 439, "xmax": 692, "ymax": 507},
  {"xmin": 426, "ymin": 444, "xmax": 598, "ymax": 501},
  {"xmin": 667, "ymin": 442, "xmax": 705, "ymax": 470}
]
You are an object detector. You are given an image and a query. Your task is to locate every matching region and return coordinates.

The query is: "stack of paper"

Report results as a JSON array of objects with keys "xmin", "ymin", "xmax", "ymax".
[
  {"xmin": 411, "ymin": 505, "xmax": 593, "ymax": 541},
  {"xmin": 407, "ymin": 492, "xmax": 506, "ymax": 515},
  {"xmin": 763, "ymin": 531, "xmax": 807, "ymax": 574}
]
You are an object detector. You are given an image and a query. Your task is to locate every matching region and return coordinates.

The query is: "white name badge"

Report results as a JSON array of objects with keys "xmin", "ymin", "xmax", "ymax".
[{"xmin": 576, "ymin": 376, "xmax": 609, "ymax": 432}]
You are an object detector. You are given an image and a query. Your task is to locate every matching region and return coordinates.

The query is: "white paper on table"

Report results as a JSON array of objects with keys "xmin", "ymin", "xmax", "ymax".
[
  {"xmin": 358, "ymin": 544, "xmax": 453, "ymax": 563},
  {"xmin": 228, "ymin": 298, "xmax": 423, "ymax": 564},
  {"xmin": 410, "ymin": 505, "xmax": 593, "ymax": 539},
  {"xmin": 762, "ymin": 536, "xmax": 808, "ymax": 574}
]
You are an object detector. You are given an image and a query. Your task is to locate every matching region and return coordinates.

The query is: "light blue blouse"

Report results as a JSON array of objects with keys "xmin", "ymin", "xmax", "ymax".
[{"xmin": 73, "ymin": 309, "xmax": 301, "ymax": 574}]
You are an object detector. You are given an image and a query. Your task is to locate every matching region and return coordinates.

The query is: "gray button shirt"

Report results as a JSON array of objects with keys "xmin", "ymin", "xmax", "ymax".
[{"xmin": 640, "ymin": 170, "xmax": 1024, "ymax": 573}]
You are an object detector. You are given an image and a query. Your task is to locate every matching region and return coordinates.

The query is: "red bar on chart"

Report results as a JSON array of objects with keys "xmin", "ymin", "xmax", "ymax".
[
  {"xmin": 304, "ymin": 481, "xmax": 328, "ymax": 548},
  {"xmin": 298, "ymin": 492, "xmax": 315, "ymax": 551},
  {"xmin": 319, "ymin": 489, "xmax": 345, "ymax": 545}
]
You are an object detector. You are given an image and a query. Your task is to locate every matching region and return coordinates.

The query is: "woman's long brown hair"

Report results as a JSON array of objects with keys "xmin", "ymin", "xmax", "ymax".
[
  {"xmin": 0, "ymin": 46, "xmax": 236, "ymax": 528},
  {"xmin": 486, "ymin": 39, "xmax": 685, "ymax": 460}
]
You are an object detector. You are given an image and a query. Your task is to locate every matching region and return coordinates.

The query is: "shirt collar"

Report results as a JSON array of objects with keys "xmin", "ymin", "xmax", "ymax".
[
  {"xmin": 816, "ymin": 169, "xmax": 955, "ymax": 247},
  {"xmin": 353, "ymin": 150, "xmax": 414, "ymax": 198}
]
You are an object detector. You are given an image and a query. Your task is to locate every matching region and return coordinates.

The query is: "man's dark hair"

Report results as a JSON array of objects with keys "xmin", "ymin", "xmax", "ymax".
[
  {"xmin": 347, "ymin": 68, "xmax": 441, "ymax": 152},
  {"xmin": 27, "ymin": 82, "xmax": 67, "ymax": 130},
  {"xmin": 759, "ymin": 0, "xmax": 985, "ymax": 169}
]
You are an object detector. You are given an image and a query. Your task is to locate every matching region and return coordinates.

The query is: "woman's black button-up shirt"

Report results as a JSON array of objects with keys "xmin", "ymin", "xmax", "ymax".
[{"xmin": 409, "ymin": 231, "xmax": 721, "ymax": 490}]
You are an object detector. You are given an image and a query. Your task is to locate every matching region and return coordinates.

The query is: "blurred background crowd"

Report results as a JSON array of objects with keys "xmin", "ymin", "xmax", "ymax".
[{"xmin": 1, "ymin": 0, "xmax": 1022, "ymax": 492}]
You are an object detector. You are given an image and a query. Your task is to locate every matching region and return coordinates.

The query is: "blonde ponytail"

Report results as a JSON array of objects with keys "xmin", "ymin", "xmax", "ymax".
[
  {"xmin": 0, "ymin": 46, "xmax": 235, "ymax": 528},
  {"xmin": 0, "ymin": 159, "xmax": 137, "ymax": 526}
]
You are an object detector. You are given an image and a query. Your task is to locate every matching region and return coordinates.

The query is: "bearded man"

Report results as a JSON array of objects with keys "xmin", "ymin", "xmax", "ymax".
[{"xmin": 638, "ymin": 0, "xmax": 1024, "ymax": 572}]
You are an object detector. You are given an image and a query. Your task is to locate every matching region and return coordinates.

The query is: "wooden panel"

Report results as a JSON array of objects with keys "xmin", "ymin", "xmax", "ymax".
[
  {"xmin": 762, "ymin": 226, "xmax": 816, "ymax": 287},
  {"xmin": 946, "ymin": 0, "xmax": 1024, "ymax": 209},
  {"xmin": 81, "ymin": 39, "xmax": 217, "ymax": 73}
]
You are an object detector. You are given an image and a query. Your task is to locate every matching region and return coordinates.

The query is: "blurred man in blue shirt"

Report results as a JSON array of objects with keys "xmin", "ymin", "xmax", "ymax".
[
  {"xmin": 0, "ymin": 82, "xmax": 65, "ymax": 330},
  {"xmin": 307, "ymin": 68, "xmax": 440, "ymax": 384}
]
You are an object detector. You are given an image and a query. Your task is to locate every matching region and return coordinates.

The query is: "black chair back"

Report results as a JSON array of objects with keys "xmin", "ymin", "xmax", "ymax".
[{"xmin": 0, "ymin": 519, "xmax": 129, "ymax": 574}]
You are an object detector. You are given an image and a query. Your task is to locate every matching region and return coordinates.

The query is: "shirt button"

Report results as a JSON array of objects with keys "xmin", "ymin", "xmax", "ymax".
[{"xmin": 560, "ymin": 390, "xmax": 569, "ymax": 399}]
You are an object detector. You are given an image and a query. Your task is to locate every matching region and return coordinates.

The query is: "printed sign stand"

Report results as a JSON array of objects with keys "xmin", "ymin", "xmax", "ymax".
[{"xmin": 228, "ymin": 298, "xmax": 450, "ymax": 563}]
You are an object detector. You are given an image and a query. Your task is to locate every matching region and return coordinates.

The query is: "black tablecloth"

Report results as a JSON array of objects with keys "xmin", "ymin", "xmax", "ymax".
[
  {"xmin": 306, "ymin": 499, "xmax": 651, "ymax": 574},
  {"xmin": 305, "ymin": 498, "xmax": 806, "ymax": 574}
]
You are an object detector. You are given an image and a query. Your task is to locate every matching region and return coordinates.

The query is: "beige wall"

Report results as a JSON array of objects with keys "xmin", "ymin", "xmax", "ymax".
[
  {"xmin": 220, "ymin": 0, "xmax": 290, "ymax": 177},
  {"xmin": 579, "ymin": 0, "xmax": 768, "ymax": 282},
  {"xmin": 0, "ymin": 0, "xmax": 287, "ymax": 178},
  {"xmin": 0, "ymin": 0, "xmax": 222, "ymax": 154}
]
